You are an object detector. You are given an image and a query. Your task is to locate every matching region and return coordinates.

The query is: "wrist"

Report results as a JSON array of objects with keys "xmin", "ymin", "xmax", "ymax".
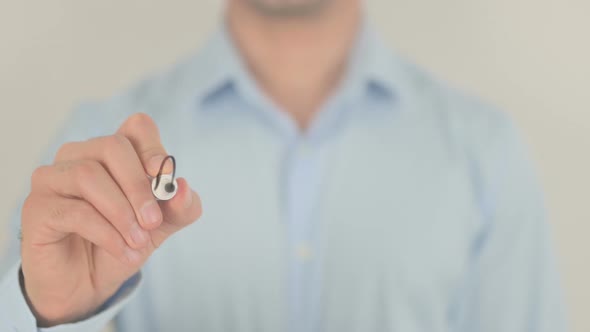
[{"xmin": 19, "ymin": 268, "xmax": 101, "ymax": 327}]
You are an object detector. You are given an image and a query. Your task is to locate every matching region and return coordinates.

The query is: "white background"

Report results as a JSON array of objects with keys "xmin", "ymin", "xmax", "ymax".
[{"xmin": 0, "ymin": 1, "xmax": 588, "ymax": 330}]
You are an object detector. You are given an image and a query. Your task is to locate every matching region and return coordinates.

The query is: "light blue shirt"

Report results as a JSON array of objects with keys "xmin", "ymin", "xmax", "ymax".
[{"xmin": 0, "ymin": 22, "xmax": 567, "ymax": 332}]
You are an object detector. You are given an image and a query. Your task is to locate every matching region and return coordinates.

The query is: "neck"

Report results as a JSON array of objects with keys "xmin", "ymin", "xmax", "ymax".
[{"xmin": 226, "ymin": 1, "xmax": 361, "ymax": 130}]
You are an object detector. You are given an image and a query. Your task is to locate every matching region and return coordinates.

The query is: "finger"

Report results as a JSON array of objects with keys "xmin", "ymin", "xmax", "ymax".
[
  {"xmin": 54, "ymin": 135, "xmax": 163, "ymax": 230},
  {"xmin": 116, "ymin": 113, "xmax": 171, "ymax": 176},
  {"xmin": 31, "ymin": 162, "xmax": 150, "ymax": 249},
  {"xmin": 29, "ymin": 197, "xmax": 143, "ymax": 267},
  {"xmin": 150, "ymin": 178, "xmax": 202, "ymax": 248}
]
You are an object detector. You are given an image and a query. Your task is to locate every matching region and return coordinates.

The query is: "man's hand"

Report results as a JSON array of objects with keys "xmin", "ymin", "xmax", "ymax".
[{"xmin": 20, "ymin": 113, "xmax": 202, "ymax": 327}]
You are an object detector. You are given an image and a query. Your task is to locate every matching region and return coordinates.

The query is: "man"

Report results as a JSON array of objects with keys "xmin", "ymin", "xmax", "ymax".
[{"xmin": 0, "ymin": 0, "xmax": 566, "ymax": 331}]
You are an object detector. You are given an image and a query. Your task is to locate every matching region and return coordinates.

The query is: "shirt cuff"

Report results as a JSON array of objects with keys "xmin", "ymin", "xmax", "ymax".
[{"xmin": 0, "ymin": 261, "xmax": 141, "ymax": 332}]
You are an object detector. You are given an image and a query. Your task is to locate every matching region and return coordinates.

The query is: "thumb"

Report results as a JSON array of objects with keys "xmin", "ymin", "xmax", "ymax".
[{"xmin": 149, "ymin": 178, "xmax": 202, "ymax": 248}]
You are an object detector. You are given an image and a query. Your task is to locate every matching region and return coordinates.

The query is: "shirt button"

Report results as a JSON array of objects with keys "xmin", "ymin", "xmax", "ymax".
[{"xmin": 295, "ymin": 243, "xmax": 313, "ymax": 262}]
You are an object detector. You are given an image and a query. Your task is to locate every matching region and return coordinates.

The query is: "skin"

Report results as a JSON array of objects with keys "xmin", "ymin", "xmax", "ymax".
[
  {"xmin": 227, "ymin": 0, "xmax": 361, "ymax": 129},
  {"xmin": 22, "ymin": 0, "xmax": 360, "ymax": 326},
  {"xmin": 22, "ymin": 114, "xmax": 202, "ymax": 326}
]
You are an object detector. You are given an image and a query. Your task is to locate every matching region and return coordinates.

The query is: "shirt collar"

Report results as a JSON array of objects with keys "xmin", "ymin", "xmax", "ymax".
[
  {"xmin": 355, "ymin": 23, "xmax": 401, "ymax": 99},
  {"xmin": 190, "ymin": 19, "xmax": 404, "ymax": 108},
  {"xmin": 189, "ymin": 24, "xmax": 244, "ymax": 104}
]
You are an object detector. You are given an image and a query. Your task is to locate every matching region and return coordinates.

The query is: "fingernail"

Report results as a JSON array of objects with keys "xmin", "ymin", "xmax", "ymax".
[
  {"xmin": 130, "ymin": 223, "xmax": 148, "ymax": 247},
  {"xmin": 125, "ymin": 247, "xmax": 142, "ymax": 265},
  {"xmin": 148, "ymin": 155, "xmax": 166, "ymax": 176},
  {"xmin": 184, "ymin": 190, "xmax": 193, "ymax": 209},
  {"xmin": 141, "ymin": 200, "xmax": 162, "ymax": 226}
]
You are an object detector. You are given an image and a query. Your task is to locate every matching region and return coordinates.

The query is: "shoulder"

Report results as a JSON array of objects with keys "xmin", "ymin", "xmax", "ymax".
[
  {"xmin": 394, "ymin": 58, "xmax": 538, "ymax": 194},
  {"xmin": 75, "ymin": 53, "xmax": 203, "ymax": 132},
  {"xmin": 60, "ymin": 52, "xmax": 205, "ymax": 140},
  {"xmin": 390, "ymin": 57, "xmax": 542, "ymax": 207},
  {"xmin": 394, "ymin": 57, "xmax": 520, "ymax": 158}
]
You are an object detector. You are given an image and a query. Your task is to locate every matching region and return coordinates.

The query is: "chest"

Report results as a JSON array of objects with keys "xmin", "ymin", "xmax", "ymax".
[{"xmin": 131, "ymin": 112, "xmax": 481, "ymax": 331}]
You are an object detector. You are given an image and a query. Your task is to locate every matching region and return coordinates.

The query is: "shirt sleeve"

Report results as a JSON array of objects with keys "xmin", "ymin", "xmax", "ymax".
[
  {"xmin": 0, "ymin": 262, "xmax": 141, "ymax": 332},
  {"xmin": 455, "ymin": 116, "xmax": 568, "ymax": 331}
]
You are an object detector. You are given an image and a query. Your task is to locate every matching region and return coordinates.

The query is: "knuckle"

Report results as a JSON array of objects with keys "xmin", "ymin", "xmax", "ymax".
[
  {"xmin": 142, "ymin": 146, "xmax": 164, "ymax": 160},
  {"xmin": 105, "ymin": 134, "xmax": 132, "ymax": 153},
  {"xmin": 55, "ymin": 201, "xmax": 92, "ymax": 231},
  {"xmin": 55, "ymin": 142, "xmax": 77, "ymax": 161},
  {"xmin": 30, "ymin": 166, "xmax": 49, "ymax": 190},
  {"xmin": 21, "ymin": 195, "xmax": 35, "ymax": 213},
  {"xmin": 73, "ymin": 160, "xmax": 102, "ymax": 184},
  {"xmin": 54, "ymin": 161, "xmax": 74, "ymax": 173},
  {"xmin": 47, "ymin": 203, "xmax": 68, "ymax": 226},
  {"xmin": 21, "ymin": 195, "xmax": 41, "ymax": 226}
]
